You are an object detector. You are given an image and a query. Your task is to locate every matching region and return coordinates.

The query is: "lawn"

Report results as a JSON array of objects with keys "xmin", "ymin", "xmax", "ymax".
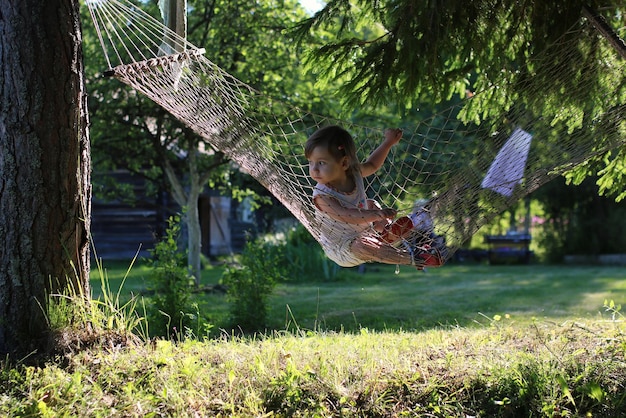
[
  {"xmin": 91, "ymin": 259, "xmax": 626, "ymax": 335},
  {"xmin": 3, "ymin": 261, "xmax": 626, "ymax": 417}
]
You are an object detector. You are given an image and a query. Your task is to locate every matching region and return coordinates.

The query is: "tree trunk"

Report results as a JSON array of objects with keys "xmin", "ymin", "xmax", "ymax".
[
  {"xmin": 162, "ymin": 158, "xmax": 203, "ymax": 285},
  {"xmin": 0, "ymin": 0, "xmax": 91, "ymax": 356},
  {"xmin": 186, "ymin": 188, "xmax": 203, "ymax": 286},
  {"xmin": 161, "ymin": 0, "xmax": 203, "ymax": 285}
]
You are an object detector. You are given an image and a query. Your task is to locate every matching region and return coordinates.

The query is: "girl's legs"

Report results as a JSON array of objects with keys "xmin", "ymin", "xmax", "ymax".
[
  {"xmin": 351, "ymin": 234, "xmax": 445, "ymax": 268},
  {"xmin": 350, "ymin": 235, "xmax": 413, "ymax": 265}
]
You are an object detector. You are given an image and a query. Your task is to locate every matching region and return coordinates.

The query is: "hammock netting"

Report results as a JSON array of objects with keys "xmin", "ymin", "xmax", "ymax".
[{"xmin": 86, "ymin": 0, "xmax": 626, "ymax": 266}]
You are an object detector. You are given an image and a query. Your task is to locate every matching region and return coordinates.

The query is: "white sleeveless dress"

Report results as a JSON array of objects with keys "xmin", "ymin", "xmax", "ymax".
[{"xmin": 312, "ymin": 174, "xmax": 375, "ymax": 267}]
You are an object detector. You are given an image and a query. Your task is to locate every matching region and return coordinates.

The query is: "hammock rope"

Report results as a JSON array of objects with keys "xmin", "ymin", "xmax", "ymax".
[{"xmin": 86, "ymin": 0, "xmax": 626, "ymax": 265}]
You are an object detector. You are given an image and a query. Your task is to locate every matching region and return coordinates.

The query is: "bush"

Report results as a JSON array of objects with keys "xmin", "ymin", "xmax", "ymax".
[
  {"xmin": 534, "ymin": 178, "xmax": 626, "ymax": 261},
  {"xmin": 282, "ymin": 224, "xmax": 340, "ymax": 281},
  {"xmin": 146, "ymin": 215, "xmax": 194, "ymax": 338},
  {"xmin": 221, "ymin": 237, "xmax": 287, "ymax": 332}
]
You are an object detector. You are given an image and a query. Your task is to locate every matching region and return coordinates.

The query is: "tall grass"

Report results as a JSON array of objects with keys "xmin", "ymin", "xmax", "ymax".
[
  {"xmin": 3, "ymin": 316, "xmax": 626, "ymax": 416},
  {"xmin": 46, "ymin": 253, "xmax": 147, "ymax": 356}
]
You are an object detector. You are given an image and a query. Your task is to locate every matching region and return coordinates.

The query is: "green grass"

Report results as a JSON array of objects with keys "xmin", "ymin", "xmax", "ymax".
[
  {"xmin": 90, "ymin": 258, "xmax": 225, "ymax": 296},
  {"xmin": 3, "ymin": 261, "xmax": 624, "ymax": 416},
  {"xmin": 4, "ymin": 318, "xmax": 626, "ymax": 416},
  {"xmin": 91, "ymin": 260, "xmax": 626, "ymax": 334},
  {"xmin": 274, "ymin": 263, "xmax": 626, "ymax": 330}
]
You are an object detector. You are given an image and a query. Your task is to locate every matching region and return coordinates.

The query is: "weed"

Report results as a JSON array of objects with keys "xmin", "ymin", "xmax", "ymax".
[
  {"xmin": 264, "ymin": 359, "xmax": 335, "ymax": 416},
  {"xmin": 89, "ymin": 252, "xmax": 147, "ymax": 337},
  {"xmin": 44, "ymin": 253, "xmax": 146, "ymax": 359},
  {"xmin": 604, "ymin": 299, "xmax": 623, "ymax": 321}
]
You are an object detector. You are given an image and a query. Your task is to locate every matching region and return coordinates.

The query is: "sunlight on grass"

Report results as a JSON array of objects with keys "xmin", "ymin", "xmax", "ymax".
[
  {"xmin": 5, "ymin": 319, "xmax": 626, "ymax": 416},
  {"xmin": 266, "ymin": 264, "xmax": 626, "ymax": 333},
  {"xmin": 4, "ymin": 260, "xmax": 626, "ymax": 416}
]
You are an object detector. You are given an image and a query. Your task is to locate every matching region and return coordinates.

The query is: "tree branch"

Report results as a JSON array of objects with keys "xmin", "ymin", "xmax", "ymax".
[{"xmin": 582, "ymin": 5, "xmax": 626, "ymax": 59}]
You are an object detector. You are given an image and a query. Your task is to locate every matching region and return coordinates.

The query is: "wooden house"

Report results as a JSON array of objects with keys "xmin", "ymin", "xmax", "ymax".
[{"xmin": 91, "ymin": 171, "xmax": 255, "ymax": 260}]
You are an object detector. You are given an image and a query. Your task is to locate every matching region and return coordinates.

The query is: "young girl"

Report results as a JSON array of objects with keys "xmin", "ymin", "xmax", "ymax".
[{"xmin": 305, "ymin": 125, "xmax": 444, "ymax": 269}]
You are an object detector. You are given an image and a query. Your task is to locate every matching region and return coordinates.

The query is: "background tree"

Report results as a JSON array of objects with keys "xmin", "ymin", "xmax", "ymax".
[
  {"xmin": 85, "ymin": 0, "xmax": 342, "ymax": 282},
  {"xmin": 533, "ymin": 178, "xmax": 626, "ymax": 262},
  {"xmin": 297, "ymin": 1, "xmax": 623, "ymax": 107},
  {"xmin": 0, "ymin": 0, "xmax": 90, "ymax": 356},
  {"xmin": 295, "ymin": 0, "xmax": 625, "ymax": 199}
]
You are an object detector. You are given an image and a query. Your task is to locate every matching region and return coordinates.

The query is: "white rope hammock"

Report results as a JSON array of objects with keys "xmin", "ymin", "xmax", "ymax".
[{"xmin": 86, "ymin": 0, "xmax": 626, "ymax": 267}]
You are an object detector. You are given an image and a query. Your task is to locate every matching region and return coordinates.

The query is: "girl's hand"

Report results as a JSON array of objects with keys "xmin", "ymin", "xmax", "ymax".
[
  {"xmin": 379, "ymin": 207, "xmax": 397, "ymax": 221},
  {"xmin": 384, "ymin": 128, "xmax": 403, "ymax": 145}
]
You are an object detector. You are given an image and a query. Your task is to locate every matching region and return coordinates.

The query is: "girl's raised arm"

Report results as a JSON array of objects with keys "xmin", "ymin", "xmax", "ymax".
[{"xmin": 360, "ymin": 128, "xmax": 402, "ymax": 177}]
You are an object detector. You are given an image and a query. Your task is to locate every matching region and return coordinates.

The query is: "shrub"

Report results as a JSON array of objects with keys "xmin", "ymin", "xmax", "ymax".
[
  {"xmin": 146, "ymin": 215, "xmax": 194, "ymax": 339},
  {"xmin": 221, "ymin": 237, "xmax": 287, "ymax": 332},
  {"xmin": 283, "ymin": 224, "xmax": 340, "ymax": 281}
]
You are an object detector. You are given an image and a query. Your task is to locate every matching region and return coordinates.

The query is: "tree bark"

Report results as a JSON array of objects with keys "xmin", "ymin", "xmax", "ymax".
[
  {"xmin": 162, "ymin": 0, "xmax": 203, "ymax": 284},
  {"xmin": 0, "ymin": 0, "xmax": 91, "ymax": 356},
  {"xmin": 186, "ymin": 187, "xmax": 202, "ymax": 286},
  {"xmin": 162, "ymin": 155, "xmax": 203, "ymax": 285}
]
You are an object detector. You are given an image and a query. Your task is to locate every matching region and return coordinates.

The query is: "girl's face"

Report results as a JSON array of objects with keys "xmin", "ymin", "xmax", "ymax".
[{"xmin": 307, "ymin": 145, "xmax": 349, "ymax": 187}]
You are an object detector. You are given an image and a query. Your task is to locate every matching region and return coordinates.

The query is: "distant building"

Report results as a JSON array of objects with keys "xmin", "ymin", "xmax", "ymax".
[{"xmin": 91, "ymin": 170, "xmax": 256, "ymax": 260}]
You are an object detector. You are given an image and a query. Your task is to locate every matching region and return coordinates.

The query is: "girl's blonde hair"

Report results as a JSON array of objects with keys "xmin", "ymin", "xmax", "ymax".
[{"xmin": 304, "ymin": 125, "xmax": 360, "ymax": 178}]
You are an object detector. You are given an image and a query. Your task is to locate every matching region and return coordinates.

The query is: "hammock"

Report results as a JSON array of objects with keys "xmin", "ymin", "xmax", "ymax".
[{"xmin": 86, "ymin": 0, "xmax": 626, "ymax": 264}]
